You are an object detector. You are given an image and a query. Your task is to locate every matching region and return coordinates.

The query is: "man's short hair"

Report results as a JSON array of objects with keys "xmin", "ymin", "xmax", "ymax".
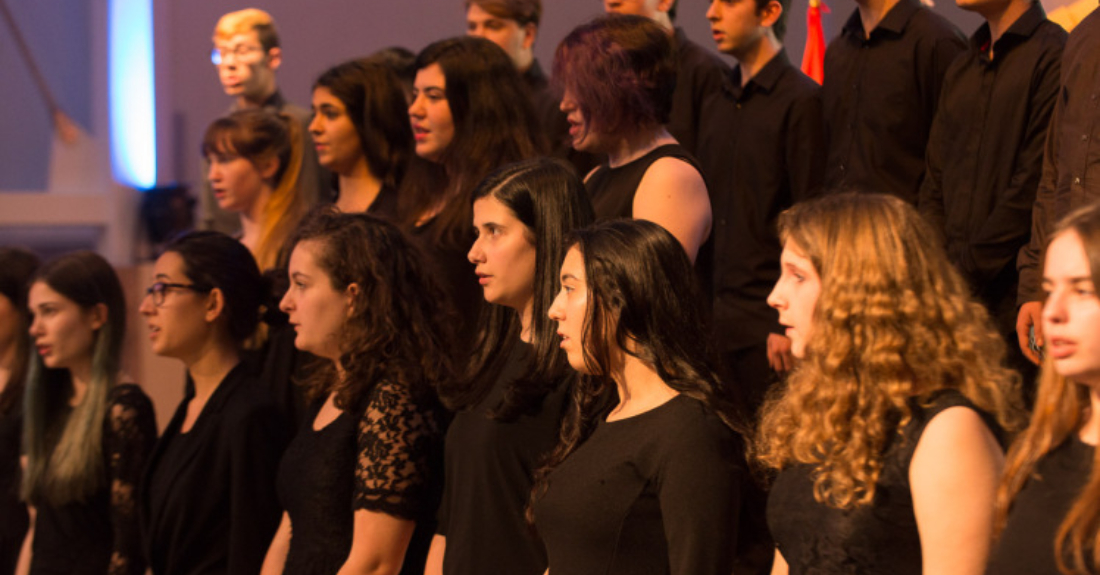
[
  {"xmin": 213, "ymin": 8, "xmax": 280, "ymax": 52},
  {"xmin": 465, "ymin": 0, "xmax": 542, "ymax": 27}
]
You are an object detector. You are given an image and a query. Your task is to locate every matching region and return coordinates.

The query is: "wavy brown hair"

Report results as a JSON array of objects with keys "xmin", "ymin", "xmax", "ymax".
[
  {"xmin": 996, "ymin": 202, "xmax": 1100, "ymax": 574},
  {"xmin": 286, "ymin": 208, "xmax": 455, "ymax": 410},
  {"xmin": 755, "ymin": 193, "xmax": 1023, "ymax": 509}
]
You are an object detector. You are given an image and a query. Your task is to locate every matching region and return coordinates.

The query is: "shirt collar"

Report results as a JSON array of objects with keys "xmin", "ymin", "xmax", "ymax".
[
  {"xmin": 843, "ymin": 0, "xmax": 922, "ymax": 39},
  {"xmin": 971, "ymin": 2, "xmax": 1048, "ymax": 53},
  {"xmin": 727, "ymin": 50, "xmax": 791, "ymax": 99}
]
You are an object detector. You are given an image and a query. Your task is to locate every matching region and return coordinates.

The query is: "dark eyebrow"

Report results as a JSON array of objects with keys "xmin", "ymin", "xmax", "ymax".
[
  {"xmin": 154, "ymin": 273, "xmax": 171, "ymax": 280},
  {"xmin": 290, "ymin": 271, "xmax": 310, "ymax": 282}
]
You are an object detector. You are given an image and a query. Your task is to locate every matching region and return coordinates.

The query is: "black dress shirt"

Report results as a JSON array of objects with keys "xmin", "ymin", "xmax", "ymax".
[
  {"xmin": 919, "ymin": 3, "xmax": 1065, "ymax": 297},
  {"xmin": 697, "ymin": 51, "xmax": 825, "ymax": 352},
  {"xmin": 1018, "ymin": 6, "xmax": 1100, "ymax": 304},
  {"xmin": 822, "ymin": 0, "xmax": 966, "ymax": 203},
  {"xmin": 669, "ymin": 28, "xmax": 729, "ymax": 156}
]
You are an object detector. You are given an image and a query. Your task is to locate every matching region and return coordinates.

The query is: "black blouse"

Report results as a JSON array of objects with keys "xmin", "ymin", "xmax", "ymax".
[
  {"xmin": 534, "ymin": 394, "xmax": 743, "ymax": 575},
  {"xmin": 30, "ymin": 384, "xmax": 156, "ymax": 575},
  {"xmin": 141, "ymin": 363, "xmax": 288, "ymax": 575},
  {"xmin": 986, "ymin": 435, "xmax": 1094, "ymax": 575},
  {"xmin": 276, "ymin": 379, "xmax": 445, "ymax": 575},
  {"xmin": 436, "ymin": 341, "xmax": 568, "ymax": 575},
  {"xmin": 767, "ymin": 390, "xmax": 1001, "ymax": 575}
]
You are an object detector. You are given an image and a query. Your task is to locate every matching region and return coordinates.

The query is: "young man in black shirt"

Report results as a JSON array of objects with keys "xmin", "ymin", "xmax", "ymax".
[
  {"xmin": 604, "ymin": 0, "xmax": 727, "ymax": 155},
  {"xmin": 918, "ymin": 0, "xmax": 1065, "ymax": 382},
  {"xmin": 822, "ymin": 0, "xmax": 966, "ymax": 203},
  {"xmin": 1016, "ymin": 5, "xmax": 1100, "ymax": 364},
  {"xmin": 698, "ymin": 0, "xmax": 824, "ymax": 413}
]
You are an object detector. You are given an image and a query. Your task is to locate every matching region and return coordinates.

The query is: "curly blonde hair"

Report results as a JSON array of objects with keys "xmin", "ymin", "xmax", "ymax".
[{"xmin": 755, "ymin": 193, "xmax": 1023, "ymax": 509}]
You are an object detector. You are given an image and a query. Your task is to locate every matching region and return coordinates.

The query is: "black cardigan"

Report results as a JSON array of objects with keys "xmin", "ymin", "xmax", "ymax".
[{"xmin": 140, "ymin": 363, "xmax": 289, "ymax": 575}]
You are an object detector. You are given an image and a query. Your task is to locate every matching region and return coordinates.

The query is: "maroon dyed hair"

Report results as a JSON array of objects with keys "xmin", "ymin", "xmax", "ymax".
[{"xmin": 553, "ymin": 15, "xmax": 676, "ymax": 138}]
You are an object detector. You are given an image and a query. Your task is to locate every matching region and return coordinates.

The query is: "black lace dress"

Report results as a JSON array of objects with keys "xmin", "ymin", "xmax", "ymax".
[
  {"xmin": 766, "ymin": 389, "xmax": 1002, "ymax": 575},
  {"xmin": 30, "ymin": 384, "xmax": 156, "ymax": 575},
  {"xmin": 276, "ymin": 379, "xmax": 445, "ymax": 575}
]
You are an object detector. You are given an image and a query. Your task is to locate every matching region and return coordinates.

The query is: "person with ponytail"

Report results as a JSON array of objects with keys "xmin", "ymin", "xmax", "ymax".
[
  {"xmin": 138, "ymin": 232, "xmax": 288, "ymax": 575},
  {"xmin": 990, "ymin": 202, "xmax": 1100, "ymax": 575},
  {"xmin": 20, "ymin": 252, "xmax": 156, "ymax": 575},
  {"xmin": 310, "ymin": 59, "xmax": 414, "ymax": 217},
  {"xmin": 530, "ymin": 219, "xmax": 746, "ymax": 575},
  {"xmin": 202, "ymin": 108, "xmax": 306, "ymax": 272},
  {"xmin": 424, "ymin": 158, "xmax": 593, "ymax": 575},
  {"xmin": 0, "ymin": 248, "xmax": 38, "ymax": 575},
  {"xmin": 759, "ymin": 193, "xmax": 1023, "ymax": 575}
]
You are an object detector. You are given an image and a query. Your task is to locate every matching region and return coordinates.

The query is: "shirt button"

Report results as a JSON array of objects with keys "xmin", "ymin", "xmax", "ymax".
[
  {"xmin": 719, "ymin": 219, "xmax": 728, "ymax": 226},
  {"xmin": 839, "ymin": 164, "xmax": 847, "ymax": 172},
  {"xmin": 1083, "ymin": 134, "xmax": 1090, "ymax": 142},
  {"xmin": 736, "ymin": 104, "xmax": 741, "ymax": 110},
  {"xmin": 1075, "ymin": 176, "xmax": 1082, "ymax": 185}
]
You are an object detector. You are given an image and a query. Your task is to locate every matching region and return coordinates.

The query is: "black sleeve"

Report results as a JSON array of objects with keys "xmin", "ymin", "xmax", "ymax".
[
  {"xmin": 658, "ymin": 420, "xmax": 744, "ymax": 575},
  {"xmin": 104, "ymin": 385, "xmax": 156, "ymax": 575},
  {"xmin": 1018, "ymin": 75, "xmax": 1065, "ymax": 305},
  {"xmin": 354, "ymin": 381, "xmax": 442, "ymax": 520},
  {"xmin": 228, "ymin": 401, "xmax": 289, "ymax": 573}
]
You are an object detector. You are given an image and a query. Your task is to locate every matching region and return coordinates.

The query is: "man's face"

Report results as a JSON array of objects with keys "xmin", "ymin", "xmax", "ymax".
[
  {"xmin": 604, "ymin": 0, "xmax": 667, "ymax": 19},
  {"xmin": 213, "ymin": 30, "xmax": 279, "ymax": 101},
  {"xmin": 706, "ymin": 0, "xmax": 767, "ymax": 56},
  {"xmin": 466, "ymin": 4, "xmax": 535, "ymax": 70}
]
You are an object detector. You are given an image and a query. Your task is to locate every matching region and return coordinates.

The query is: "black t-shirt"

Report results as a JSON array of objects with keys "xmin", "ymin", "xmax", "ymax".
[
  {"xmin": 437, "ymin": 341, "xmax": 568, "ymax": 575},
  {"xmin": 534, "ymin": 394, "xmax": 743, "ymax": 575},
  {"xmin": 986, "ymin": 435, "xmax": 1094, "ymax": 575}
]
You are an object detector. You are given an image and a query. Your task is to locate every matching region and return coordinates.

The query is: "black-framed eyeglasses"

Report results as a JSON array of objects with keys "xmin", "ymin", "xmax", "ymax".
[
  {"xmin": 144, "ymin": 282, "xmax": 211, "ymax": 308},
  {"xmin": 210, "ymin": 44, "xmax": 262, "ymax": 66}
]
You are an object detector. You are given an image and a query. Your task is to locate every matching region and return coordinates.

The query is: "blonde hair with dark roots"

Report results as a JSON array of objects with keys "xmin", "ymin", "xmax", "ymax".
[
  {"xmin": 996, "ymin": 202, "xmax": 1100, "ymax": 575},
  {"xmin": 755, "ymin": 193, "xmax": 1023, "ymax": 509}
]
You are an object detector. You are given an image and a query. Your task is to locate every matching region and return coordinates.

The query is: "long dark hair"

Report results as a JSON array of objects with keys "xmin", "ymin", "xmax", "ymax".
[
  {"xmin": 164, "ymin": 231, "xmax": 267, "ymax": 345},
  {"xmin": 445, "ymin": 158, "xmax": 594, "ymax": 420},
  {"xmin": 399, "ymin": 36, "xmax": 546, "ymax": 246},
  {"xmin": 529, "ymin": 220, "xmax": 745, "ymax": 516},
  {"xmin": 23, "ymin": 251, "xmax": 127, "ymax": 506},
  {"xmin": 286, "ymin": 208, "xmax": 455, "ymax": 410},
  {"xmin": 313, "ymin": 60, "xmax": 414, "ymax": 189},
  {"xmin": 0, "ymin": 248, "xmax": 39, "ymax": 414}
]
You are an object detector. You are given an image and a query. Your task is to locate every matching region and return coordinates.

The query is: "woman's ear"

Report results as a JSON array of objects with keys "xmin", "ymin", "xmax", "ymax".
[
  {"xmin": 344, "ymin": 283, "xmax": 360, "ymax": 317},
  {"xmin": 205, "ymin": 287, "xmax": 226, "ymax": 323},
  {"xmin": 87, "ymin": 303, "xmax": 108, "ymax": 331},
  {"xmin": 259, "ymin": 156, "xmax": 281, "ymax": 181}
]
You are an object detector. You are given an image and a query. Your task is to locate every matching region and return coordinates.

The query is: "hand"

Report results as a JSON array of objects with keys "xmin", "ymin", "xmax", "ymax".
[
  {"xmin": 767, "ymin": 333, "xmax": 794, "ymax": 374},
  {"xmin": 1016, "ymin": 301, "xmax": 1043, "ymax": 365}
]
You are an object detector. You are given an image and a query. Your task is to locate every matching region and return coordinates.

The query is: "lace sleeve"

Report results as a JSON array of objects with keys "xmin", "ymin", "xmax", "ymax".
[
  {"xmin": 354, "ymin": 380, "xmax": 442, "ymax": 520},
  {"xmin": 103, "ymin": 384, "xmax": 157, "ymax": 575}
]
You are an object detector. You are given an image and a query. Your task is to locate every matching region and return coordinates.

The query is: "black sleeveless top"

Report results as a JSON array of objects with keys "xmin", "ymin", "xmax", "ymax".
[
  {"xmin": 585, "ymin": 144, "xmax": 702, "ymax": 220},
  {"xmin": 766, "ymin": 389, "xmax": 1002, "ymax": 575},
  {"xmin": 986, "ymin": 435, "xmax": 1094, "ymax": 575}
]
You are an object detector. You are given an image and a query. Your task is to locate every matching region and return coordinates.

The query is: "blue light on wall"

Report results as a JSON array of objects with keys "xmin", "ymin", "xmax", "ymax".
[{"xmin": 108, "ymin": 0, "xmax": 156, "ymax": 189}]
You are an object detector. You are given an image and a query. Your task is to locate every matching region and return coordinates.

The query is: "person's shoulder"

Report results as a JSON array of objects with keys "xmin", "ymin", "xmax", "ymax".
[
  {"xmin": 1033, "ymin": 19, "xmax": 1070, "ymax": 49},
  {"xmin": 659, "ymin": 396, "xmax": 741, "ymax": 450},
  {"xmin": 108, "ymin": 382, "xmax": 152, "ymax": 409}
]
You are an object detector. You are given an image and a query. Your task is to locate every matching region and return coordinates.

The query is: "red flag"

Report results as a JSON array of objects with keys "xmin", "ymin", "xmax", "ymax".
[{"xmin": 802, "ymin": 0, "xmax": 830, "ymax": 85}]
